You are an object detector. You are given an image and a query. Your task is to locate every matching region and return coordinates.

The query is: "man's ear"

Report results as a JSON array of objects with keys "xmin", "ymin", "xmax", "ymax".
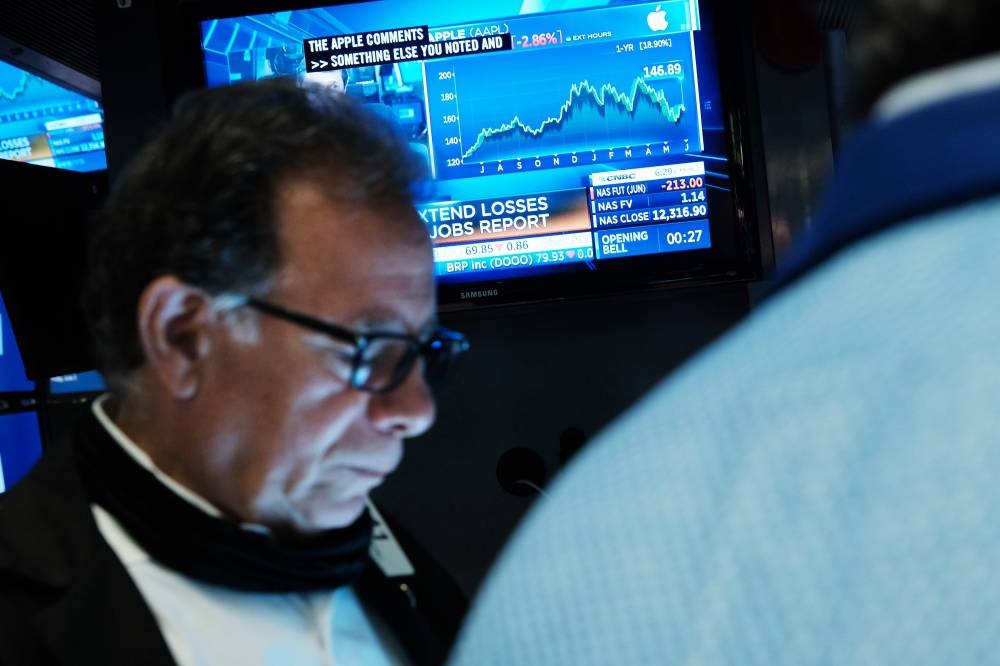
[{"xmin": 136, "ymin": 276, "xmax": 216, "ymax": 400}]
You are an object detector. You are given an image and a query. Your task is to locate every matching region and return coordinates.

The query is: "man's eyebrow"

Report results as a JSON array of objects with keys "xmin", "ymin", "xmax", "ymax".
[{"xmin": 345, "ymin": 313, "xmax": 439, "ymax": 336}]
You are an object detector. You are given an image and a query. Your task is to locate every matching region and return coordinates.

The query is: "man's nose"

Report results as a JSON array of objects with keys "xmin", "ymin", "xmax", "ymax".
[{"xmin": 368, "ymin": 364, "xmax": 436, "ymax": 437}]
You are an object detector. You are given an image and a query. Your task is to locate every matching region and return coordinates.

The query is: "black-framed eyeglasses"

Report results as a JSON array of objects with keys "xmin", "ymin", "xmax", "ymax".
[{"xmin": 239, "ymin": 296, "xmax": 469, "ymax": 394}]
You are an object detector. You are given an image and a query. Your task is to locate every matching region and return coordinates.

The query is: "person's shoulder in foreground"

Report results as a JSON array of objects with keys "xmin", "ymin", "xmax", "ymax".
[
  {"xmin": 0, "ymin": 76, "xmax": 468, "ymax": 666},
  {"xmin": 448, "ymin": 2, "xmax": 1000, "ymax": 664}
]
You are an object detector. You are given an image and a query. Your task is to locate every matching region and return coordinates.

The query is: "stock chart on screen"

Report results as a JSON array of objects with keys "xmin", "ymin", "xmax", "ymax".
[
  {"xmin": 423, "ymin": 3, "xmax": 702, "ymax": 180},
  {"xmin": 0, "ymin": 59, "xmax": 106, "ymax": 172},
  {"xmin": 199, "ymin": 0, "xmax": 741, "ymax": 291}
]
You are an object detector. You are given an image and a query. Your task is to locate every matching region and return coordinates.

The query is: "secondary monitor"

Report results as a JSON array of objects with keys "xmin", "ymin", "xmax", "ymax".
[{"xmin": 0, "ymin": 58, "xmax": 107, "ymax": 173}]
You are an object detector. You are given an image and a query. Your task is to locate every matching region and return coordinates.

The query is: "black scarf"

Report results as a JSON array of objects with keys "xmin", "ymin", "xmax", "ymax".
[{"xmin": 74, "ymin": 406, "xmax": 373, "ymax": 593}]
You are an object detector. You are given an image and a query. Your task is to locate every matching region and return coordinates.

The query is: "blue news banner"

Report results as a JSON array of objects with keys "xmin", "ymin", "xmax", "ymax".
[{"xmin": 427, "ymin": 159, "xmax": 712, "ymax": 277}]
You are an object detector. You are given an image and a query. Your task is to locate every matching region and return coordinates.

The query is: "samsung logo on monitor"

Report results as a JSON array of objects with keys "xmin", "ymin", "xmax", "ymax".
[{"xmin": 460, "ymin": 289, "xmax": 499, "ymax": 299}]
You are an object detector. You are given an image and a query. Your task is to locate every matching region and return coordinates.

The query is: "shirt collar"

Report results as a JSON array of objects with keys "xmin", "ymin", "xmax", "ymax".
[{"xmin": 91, "ymin": 394, "xmax": 270, "ymax": 534}]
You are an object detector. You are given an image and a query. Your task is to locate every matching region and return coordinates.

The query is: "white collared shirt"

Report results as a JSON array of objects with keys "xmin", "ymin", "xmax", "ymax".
[{"xmin": 90, "ymin": 395, "xmax": 406, "ymax": 666}]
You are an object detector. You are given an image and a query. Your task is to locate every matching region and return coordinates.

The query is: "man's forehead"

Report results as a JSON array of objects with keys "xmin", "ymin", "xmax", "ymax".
[
  {"xmin": 268, "ymin": 264, "xmax": 435, "ymax": 331},
  {"xmin": 271, "ymin": 239, "xmax": 434, "ymax": 298},
  {"xmin": 271, "ymin": 180, "xmax": 435, "ymax": 327},
  {"xmin": 275, "ymin": 179, "xmax": 427, "ymax": 246}
]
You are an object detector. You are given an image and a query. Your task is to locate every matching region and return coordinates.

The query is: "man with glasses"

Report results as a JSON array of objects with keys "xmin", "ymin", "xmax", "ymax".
[{"xmin": 0, "ymin": 77, "xmax": 467, "ymax": 665}]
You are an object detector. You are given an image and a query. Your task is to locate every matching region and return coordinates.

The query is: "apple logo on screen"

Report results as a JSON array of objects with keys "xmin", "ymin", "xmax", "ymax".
[{"xmin": 647, "ymin": 5, "xmax": 669, "ymax": 31}]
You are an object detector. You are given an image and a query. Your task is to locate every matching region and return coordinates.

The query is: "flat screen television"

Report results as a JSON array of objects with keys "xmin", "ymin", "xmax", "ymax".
[
  {"xmin": 99, "ymin": 0, "xmax": 769, "ymax": 309},
  {"xmin": 0, "ymin": 58, "xmax": 107, "ymax": 173}
]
